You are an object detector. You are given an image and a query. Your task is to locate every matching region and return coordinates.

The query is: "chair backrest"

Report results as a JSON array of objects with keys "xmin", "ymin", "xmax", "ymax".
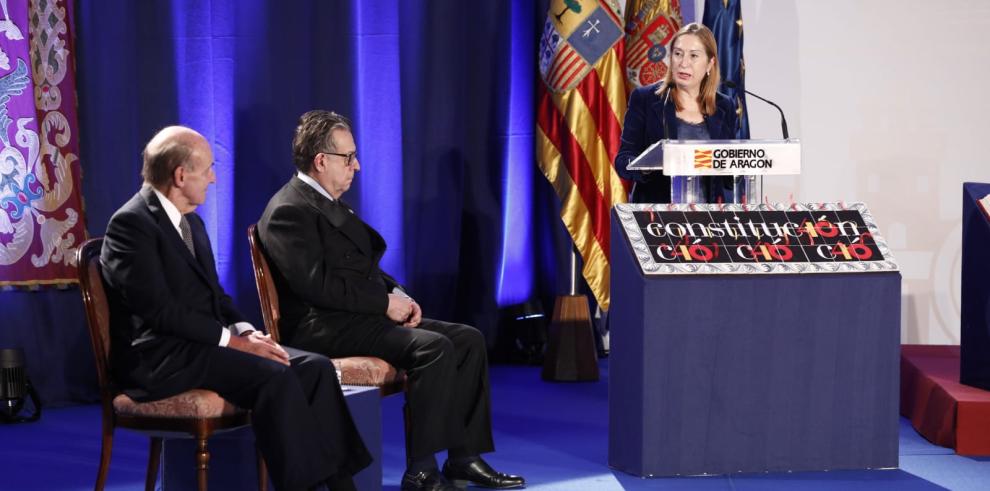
[
  {"xmin": 76, "ymin": 237, "xmax": 114, "ymax": 402},
  {"xmin": 246, "ymin": 224, "xmax": 282, "ymax": 342}
]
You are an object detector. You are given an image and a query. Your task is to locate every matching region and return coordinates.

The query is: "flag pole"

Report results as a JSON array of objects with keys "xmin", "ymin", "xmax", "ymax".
[
  {"xmin": 542, "ymin": 244, "xmax": 599, "ymax": 382},
  {"xmin": 569, "ymin": 247, "xmax": 578, "ymax": 295}
]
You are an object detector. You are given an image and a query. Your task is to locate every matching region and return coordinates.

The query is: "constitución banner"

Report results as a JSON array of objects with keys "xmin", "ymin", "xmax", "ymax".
[{"xmin": 614, "ymin": 202, "xmax": 898, "ymax": 275}]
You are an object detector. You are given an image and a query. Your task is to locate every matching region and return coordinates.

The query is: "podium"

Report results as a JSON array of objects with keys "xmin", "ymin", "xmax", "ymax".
[
  {"xmin": 628, "ymin": 139, "xmax": 801, "ymax": 204},
  {"xmin": 608, "ymin": 202, "xmax": 901, "ymax": 476},
  {"xmin": 961, "ymin": 182, "xmax": 990, "ymax": 390}
]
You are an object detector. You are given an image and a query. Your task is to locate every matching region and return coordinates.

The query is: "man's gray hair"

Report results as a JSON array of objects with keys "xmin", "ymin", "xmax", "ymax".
[{"xmin": 292, "ymin": 110, "xmax": 353, "ymax": 173}]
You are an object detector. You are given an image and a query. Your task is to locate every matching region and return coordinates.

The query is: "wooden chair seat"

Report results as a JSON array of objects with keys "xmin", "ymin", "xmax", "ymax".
[
  {"xmin": 247, "ymin": 224, "xmax": 406, "ymax": 395},
  {"xmin": 77, "ymin": 237, "xmax": 266, "ymax": 491},
  {"xmin": 332, "ymin": 357, "xmax": 403, "ymax": 388},
  {"xmin": 113, "ymin": 390, "xmax": 242, "ymax": 419}
]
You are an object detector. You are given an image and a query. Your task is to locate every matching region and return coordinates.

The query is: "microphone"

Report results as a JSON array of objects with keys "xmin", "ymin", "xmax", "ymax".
[
  {"xmin": 724, "ymin": 81, "xmax": 790, "ymax": 139},
  {"xmin": 662, "ymin": 85, "xmax": 672, "ymax": 140}
]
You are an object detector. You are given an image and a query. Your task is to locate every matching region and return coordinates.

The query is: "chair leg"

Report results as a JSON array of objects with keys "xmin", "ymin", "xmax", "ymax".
[
  {"xmin": 196, "ymin": 437, "xmax": 210, "ymax": 491},
  {"xmin": 145, "ymin": 437, "xmax": 162, "ymax": 491},
  {"xmin": 95, "ymin": 424, "xmax": 113, "ymax": 491},
  {"xmin": 256, "ymin": 447, "xmax": 268, "ymax": 491},
  {"xmin": 403, "ymin": 403, "xmax": 412, "ymax": 465}
]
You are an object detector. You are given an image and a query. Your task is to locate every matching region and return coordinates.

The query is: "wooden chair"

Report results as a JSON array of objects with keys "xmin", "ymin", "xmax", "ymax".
[
  {"xmin": 77, "ymin": 237, "xmax": 267, "ymax": 491},
  {"xmin": 246, "ymin": 224, "xmax": 405, "ymax": 395}
]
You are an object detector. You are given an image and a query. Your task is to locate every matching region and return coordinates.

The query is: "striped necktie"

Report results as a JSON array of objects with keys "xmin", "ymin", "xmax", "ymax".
[{"xmin": 178, "ymin": 215, "xmax": 196, "ymax": 257}]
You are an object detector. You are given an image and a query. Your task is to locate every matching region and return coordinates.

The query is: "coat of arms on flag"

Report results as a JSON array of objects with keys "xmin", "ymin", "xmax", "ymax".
[
  {"xmin": 623, "ymin": 0, "xmax": 683, "ymax": 88},
  {"xmin": 539, "ymin": 0, "xmax": 624, "ymax": 94}
]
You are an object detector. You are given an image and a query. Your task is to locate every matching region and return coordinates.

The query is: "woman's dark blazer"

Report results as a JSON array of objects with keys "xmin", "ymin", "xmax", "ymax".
[{"xmin": 614, "ymin": 83, "xmax": 740, "ymax": 203}]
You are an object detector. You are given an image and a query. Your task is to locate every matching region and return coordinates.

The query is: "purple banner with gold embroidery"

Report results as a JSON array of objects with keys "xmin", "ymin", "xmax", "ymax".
[{"xmin": 0, "ymin": 0, "xmax": 85, "ymax": 286}]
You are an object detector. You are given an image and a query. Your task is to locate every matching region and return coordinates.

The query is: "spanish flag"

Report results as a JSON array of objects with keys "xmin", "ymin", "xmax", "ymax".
[
  {"xmin": 536, "ymin": 0, "xmax": 630, "ymax": 310},
  {"xmin": 623, "ymin": 0, "xmax": 683, "ymax": 89}
]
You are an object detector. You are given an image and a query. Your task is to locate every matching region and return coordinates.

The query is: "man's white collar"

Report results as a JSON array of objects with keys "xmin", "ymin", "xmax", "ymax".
[
  {"xmin": 296, "ymin": 171, "xmax": 335, "ymax": 202},
  {"xmin": 150, "ymin": 186, "xmax": 183, "ymax": 234}
]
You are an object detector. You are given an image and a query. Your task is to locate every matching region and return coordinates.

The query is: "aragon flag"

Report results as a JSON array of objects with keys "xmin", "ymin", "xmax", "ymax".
[
  {"xmin": 623, "ymin": 0, "xmax": 683, "ymax": 89},
  {"xmin": 536, "ymin": 0, "xmax": 629, "ymax": 310}
]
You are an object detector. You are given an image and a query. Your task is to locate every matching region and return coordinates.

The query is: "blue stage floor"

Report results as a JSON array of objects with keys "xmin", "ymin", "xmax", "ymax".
[{"xmin": 2, "ymin": 360, "xmax": 988, "ymax": 490}]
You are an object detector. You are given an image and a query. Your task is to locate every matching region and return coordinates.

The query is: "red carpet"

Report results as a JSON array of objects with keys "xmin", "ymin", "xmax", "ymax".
[{"xmin": 901, "ymin": 345, "xmax": 990, "ymax": 455}]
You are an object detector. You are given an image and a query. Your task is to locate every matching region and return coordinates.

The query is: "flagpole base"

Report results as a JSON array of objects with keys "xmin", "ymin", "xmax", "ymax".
[{"xmin": 542, "ymin": 294, "xmax": 600, "ymax": 382}]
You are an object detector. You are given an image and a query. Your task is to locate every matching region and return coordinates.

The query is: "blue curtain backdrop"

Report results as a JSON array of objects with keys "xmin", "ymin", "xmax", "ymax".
[{"xmin": 0, "ymin": 0, "xmax": 576, "ymax": 406}]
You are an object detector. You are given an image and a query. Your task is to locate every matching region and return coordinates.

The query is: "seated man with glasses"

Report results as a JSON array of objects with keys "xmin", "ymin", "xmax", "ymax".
[
  {"xmin": 102, "ymin": 125, "xmax": 370, "ymax": 491},
  {"xmin": 257, "ymin": 110, "xmax": 525, "ymax": 491}
]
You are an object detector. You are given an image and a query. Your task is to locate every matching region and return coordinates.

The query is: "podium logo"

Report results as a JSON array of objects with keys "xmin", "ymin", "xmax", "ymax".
[{"xmin": 694, "ymin": 149, "xmax": 713, "ymax": 169}]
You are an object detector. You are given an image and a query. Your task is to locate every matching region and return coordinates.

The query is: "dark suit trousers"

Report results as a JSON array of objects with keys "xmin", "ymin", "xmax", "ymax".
[
  {"xmin": 294, "ymin": 316, "xmax": 495, "ymax": 461},
  {"xmin": 199, "ymin": 346, "xmax": 371, "ymax": 490}
]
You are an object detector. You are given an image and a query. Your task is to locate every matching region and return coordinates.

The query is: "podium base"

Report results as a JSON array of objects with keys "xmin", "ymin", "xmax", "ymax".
[{"xmin": 541, "ymin": 295, "xmax": 599, "ymax": 382}]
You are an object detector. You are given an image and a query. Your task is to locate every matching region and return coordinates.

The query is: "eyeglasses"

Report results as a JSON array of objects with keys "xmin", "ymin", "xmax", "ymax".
[{"xmin": 320, "ymin": 151, "xmax": 357, "ymax": 168}]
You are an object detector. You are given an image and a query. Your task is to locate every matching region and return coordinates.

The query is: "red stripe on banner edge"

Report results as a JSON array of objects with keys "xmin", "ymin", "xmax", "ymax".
[
  {"xmin": 536, "ymin": 83, "xmax": 611, "ymax": 256},
  {"xmin": 614, "ymin": 32, "xmax": 626, "ymax": 62},
  {"xmin": 580, "ymin": 64, "xmax": 623, "ymax": 164}
]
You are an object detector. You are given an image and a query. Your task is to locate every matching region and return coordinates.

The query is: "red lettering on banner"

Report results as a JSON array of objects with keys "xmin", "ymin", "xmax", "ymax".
[{"xmin": 815, "ymin": 220, "xmax": 839, "ymax": 238}]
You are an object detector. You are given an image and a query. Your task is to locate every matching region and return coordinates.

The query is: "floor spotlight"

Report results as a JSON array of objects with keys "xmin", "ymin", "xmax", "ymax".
[
  {"xmin": 0, "ymin": 348, "xmax": 41, "ymax": 423},
  {"xmin": 494, "ymin": 301, "xmax": 547, "ymax": 365}
]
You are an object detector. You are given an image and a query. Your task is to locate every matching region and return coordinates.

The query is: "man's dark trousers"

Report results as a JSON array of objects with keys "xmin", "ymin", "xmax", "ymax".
[
  {"xmin": 292, "ymin": 316, "xmax": 494, "ymax": 461},
  {"xmin": 198, "ymin": 345, "xmax": 368, "ymax": 488}
]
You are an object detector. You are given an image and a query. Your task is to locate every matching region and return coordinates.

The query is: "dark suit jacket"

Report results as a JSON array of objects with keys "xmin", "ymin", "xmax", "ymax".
[
  {"xmin": 614, "ymin": 83, "xmax": 740, "ymax": 203},
  {"xmin": 100, "ymin": 186, "xmax": 245, "ymax": 401},
  {"xmin": 257, "ymin": 176, "xmax": 401, "ymax": 344}
]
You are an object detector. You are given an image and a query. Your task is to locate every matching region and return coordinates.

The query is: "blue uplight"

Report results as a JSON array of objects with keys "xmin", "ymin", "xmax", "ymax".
[
  {"xmin": 170, "ymin": 0, "xmax": 236, "ymax": 293},
  {"xmin": 352, "ymin": 1, "xmax": 406, "ymax": 284},
  {"xmin": 495, "ymin": 0, "xmax": 536, "ymax": 306}
]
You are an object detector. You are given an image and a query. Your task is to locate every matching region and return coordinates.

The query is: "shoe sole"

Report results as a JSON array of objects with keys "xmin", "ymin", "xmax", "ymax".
[{"xmin": 448, "ymin": 480, "xmax": 525, "ymax": 490}]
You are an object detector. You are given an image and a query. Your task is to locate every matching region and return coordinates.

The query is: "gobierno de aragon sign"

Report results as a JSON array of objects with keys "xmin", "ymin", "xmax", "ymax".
[{"xmin": 614, "ymin": 202, "xmax": 898, "ymax": 275}]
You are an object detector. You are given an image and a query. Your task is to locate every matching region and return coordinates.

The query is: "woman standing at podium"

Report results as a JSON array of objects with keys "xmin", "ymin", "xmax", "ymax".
[{"xmin": 614, "ymin": 23, "xmax": 739, "ymax": 204}]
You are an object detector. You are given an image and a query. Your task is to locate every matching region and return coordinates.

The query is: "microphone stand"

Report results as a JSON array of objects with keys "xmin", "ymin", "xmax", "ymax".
[{"xmin": 725, "ymin": 81, "xmax": 792, "ymax": 203}]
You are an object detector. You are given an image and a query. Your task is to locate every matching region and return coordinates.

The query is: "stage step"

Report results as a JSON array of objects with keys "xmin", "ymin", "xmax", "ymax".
[{"xmin": 901, "ymin": 345, "xmax": 990, "ymax": 456}]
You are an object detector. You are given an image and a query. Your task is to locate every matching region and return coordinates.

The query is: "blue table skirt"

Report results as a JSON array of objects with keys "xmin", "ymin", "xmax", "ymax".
[{"xmin": 609, "ymin": 213, "xmax": 901, "ymax": 476}]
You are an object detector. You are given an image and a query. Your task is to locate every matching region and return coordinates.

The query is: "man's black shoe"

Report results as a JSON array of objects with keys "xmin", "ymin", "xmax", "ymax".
[
  {"xmin": 442, "ymin": 458, "xmax": 525, "ymax": 489},
  {"xmin": 400, "ymin": 469, "xmax": 458, "ymax": 491}
]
